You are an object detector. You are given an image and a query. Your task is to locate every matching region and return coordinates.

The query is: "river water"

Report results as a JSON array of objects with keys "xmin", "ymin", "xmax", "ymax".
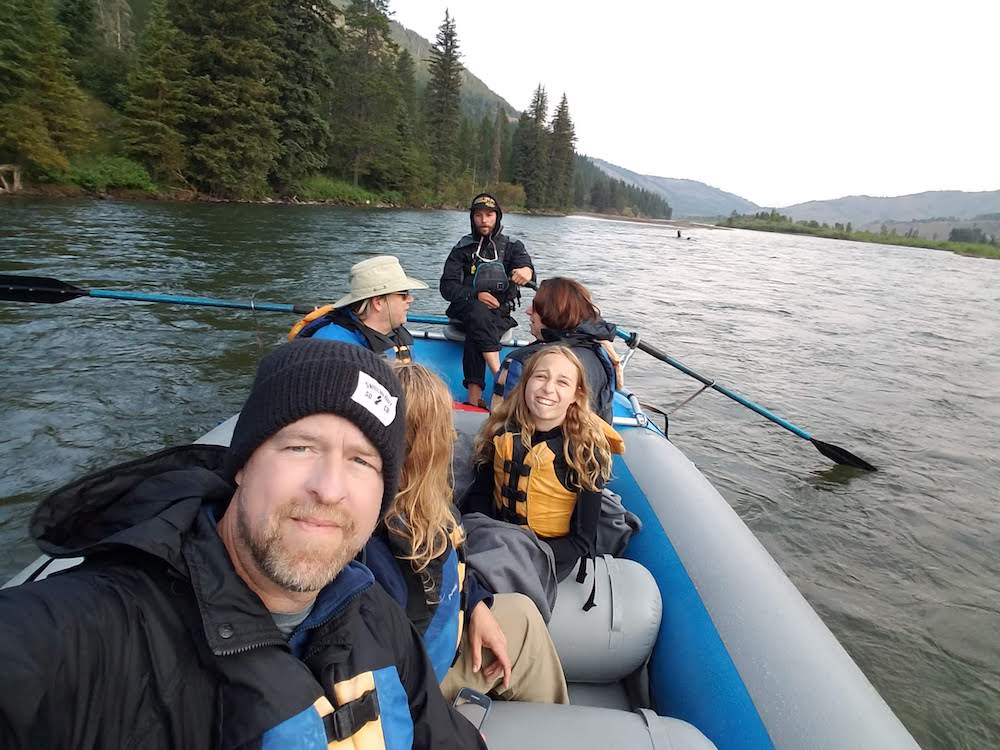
[{"xmin": 1, "ymin": 198, "xmax": 998, "ymax": 748}]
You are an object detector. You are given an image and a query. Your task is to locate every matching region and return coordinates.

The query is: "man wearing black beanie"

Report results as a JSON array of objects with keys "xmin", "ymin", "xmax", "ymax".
[{"xmin": 0, "ymin": 340, "xmax": 485, "ymax": 750}]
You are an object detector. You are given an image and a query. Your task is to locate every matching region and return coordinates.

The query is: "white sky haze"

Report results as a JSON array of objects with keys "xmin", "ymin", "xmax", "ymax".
[{"xmin": 391, "ymin": 1, "xmax": 999, "ymax": 207}]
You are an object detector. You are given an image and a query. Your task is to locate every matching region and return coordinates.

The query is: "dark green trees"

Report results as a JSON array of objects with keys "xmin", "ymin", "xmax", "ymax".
[
  {"xmin": 122, "ymin": 0, "xmax": 186, "ymax": 184},
  {"xmin": 329, "ymin": 0, "xmax": 403, "ymax": 190},
  {"xmin": 425, "ymin": 10, "xmax": 462, "ymax": 188},
  {"xmin": 547, "ymin": 94, "xmax": 576, "ymax": 211},
  {"xmin": 511, "ymin": 85, "xmax": 550, "ymax": 209},
  {"xmin": 269, "ymin": 0, "xmax": 336, "ymax": 193},
  {"xmin": 171, "ymin": 0, "xmax": 280, "ymax": 198},
  {"xmin": 1, "ymin": 0, "xmax": 669, "ymax": 216},
  {"xmin": 0, "ymin": 0, "xmax": 93, "ymax": 173}
]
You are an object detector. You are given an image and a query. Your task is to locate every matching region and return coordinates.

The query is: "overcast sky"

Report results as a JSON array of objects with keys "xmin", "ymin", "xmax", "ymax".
[{"xmin": 392, "ymin": 0, "xmax": 999, "ymax": 207}]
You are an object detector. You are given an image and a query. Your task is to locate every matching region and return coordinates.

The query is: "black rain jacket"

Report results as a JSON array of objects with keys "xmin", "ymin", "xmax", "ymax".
[{"xmin": 0, "ymin": 444, "xmax": 484, "ymax": 750}]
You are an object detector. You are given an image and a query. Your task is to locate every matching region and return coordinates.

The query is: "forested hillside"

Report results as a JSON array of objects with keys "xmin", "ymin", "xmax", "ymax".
[{"xmin": 0, "ymin": 0, "xmax": 671, "ymax": 218}]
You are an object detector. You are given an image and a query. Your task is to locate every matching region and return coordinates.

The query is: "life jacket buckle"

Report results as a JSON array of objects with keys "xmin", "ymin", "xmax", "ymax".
[{"xmin": 323, "ymin": 689, "xmax": 380, "ymax": 741}]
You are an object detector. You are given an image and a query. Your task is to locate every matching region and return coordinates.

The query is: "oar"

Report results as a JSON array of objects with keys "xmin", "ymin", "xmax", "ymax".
[
  {"xmin": 615, "ymin": 326, "xmax": 877, "ymax": 471},
  {"xmin": 0, "ymin": 274, "xmax": 451, "ymax": 325}
]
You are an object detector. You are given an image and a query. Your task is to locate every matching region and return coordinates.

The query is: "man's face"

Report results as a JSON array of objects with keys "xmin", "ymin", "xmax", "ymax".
[
  {"xmin": 473, "ymin": 209, "xmax": 497, "ymax": 236},
  {"xmin": 385, "ymin": 290, "xmax": 413, "ymax": 325},
  {"xmin": 232, "ymin": 413, "xmax": 384, "ymax": 593}
]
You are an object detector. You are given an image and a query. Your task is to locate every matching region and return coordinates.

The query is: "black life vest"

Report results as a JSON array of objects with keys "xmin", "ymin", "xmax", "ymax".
[{"xmin": 471, "ymin": 236, "xmax": 509, "ymax": 296}]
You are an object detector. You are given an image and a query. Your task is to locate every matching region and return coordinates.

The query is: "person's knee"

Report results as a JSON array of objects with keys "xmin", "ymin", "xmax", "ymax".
[{"xmin": 497, "ymin": 592, "xmax": 546, "ymax": 636}]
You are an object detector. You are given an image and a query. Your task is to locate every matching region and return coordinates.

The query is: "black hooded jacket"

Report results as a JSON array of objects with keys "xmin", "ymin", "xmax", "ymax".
[
  {"xmin": 439, "ymin": 201, "xmax": 534, "ymax": 314},
  {"xmin": 0, "ymin": 445, "xmax": 484, "ymax": 750}
]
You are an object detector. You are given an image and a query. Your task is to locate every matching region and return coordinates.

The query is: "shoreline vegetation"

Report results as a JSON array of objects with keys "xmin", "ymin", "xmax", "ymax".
[
  {"xmin": 720, "ymin": 212, "xmax": 1000, "ymax": 260},
  {"xmin": 0, "ymin": 1, "xmax": 671, "ymax": 220},
  {"xmin": 0, "ymin": 180, "xmax": 667, "ymax": 222}
]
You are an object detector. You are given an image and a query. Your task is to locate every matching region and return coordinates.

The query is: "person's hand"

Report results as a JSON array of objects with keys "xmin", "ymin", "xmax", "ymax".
[
  {"xmin": 467, "ymin": 601, "xmax": 511, "ymax": 689},
  {"xmin": 477, "ymin": 291, "xmax": 500, "ymax": 309},
  {"xmin": 510, "ymin": 267, "xmax": 533, "ymax": 286}
]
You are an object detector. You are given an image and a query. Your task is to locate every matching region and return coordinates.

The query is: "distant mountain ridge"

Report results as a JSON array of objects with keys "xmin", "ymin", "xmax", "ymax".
[
  {"xmin": 778, "ymin": 190, "xmax": 1000, "ymax": 226},
  {"xmin": 589, "ymin": 158, "xmax": 759, "ymax": 218}
]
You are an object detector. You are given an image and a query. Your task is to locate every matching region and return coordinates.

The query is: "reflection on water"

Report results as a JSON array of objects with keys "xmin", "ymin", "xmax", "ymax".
[{"xmin": 2, "ymin": 198, "xmax": 999, "ymax": 748}]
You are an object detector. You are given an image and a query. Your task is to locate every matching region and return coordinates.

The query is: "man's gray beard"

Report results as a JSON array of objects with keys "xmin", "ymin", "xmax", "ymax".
[{"xmin": 236, "ymin": 499, "xmax": 362, "ymax": 593}]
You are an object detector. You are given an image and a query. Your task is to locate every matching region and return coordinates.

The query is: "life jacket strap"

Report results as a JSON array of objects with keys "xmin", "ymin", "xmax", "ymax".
[
  {"xmin": 576, "ymin": 556, "xmax": 598, "ymax": 611},
  {"xmin": 323, "ymin": 689, "xmax": 380, "ymax": 742}
]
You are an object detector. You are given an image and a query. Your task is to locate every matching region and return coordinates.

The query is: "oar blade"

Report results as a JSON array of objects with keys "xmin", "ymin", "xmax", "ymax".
[
  {"xmin": 0, "ymin": 275, "xmax": 86, "ymax": 304},
  {"xmin": 811, "ymin": 438, "xmax": 877, "ymax": 471}
]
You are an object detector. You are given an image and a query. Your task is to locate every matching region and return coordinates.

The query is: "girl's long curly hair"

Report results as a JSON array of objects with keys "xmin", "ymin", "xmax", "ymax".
[
  {"xmin": 385, "ymin": 362, "xmax": 463, "ymax": 574},
  {"xmin": 474, "ymin": 346, "xmax": 612, "ymax": 490}
]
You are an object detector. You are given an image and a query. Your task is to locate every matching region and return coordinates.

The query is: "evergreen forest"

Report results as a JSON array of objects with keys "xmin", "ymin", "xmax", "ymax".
[{"xmin": 0, "ymin": 0, "xmax": 672, "ymax": 218}]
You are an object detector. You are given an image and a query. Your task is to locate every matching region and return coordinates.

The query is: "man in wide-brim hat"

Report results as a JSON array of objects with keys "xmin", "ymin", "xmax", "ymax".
[{"xmin": 288, "ymin": 255, "xmax": 429, "ymax": 362}]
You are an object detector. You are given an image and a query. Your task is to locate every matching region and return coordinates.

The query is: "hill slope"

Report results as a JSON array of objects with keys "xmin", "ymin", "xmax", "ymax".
[
  {"xmin": 779, "ymin": 190, "xmax": 1000, "ymax": 226},
  {"xmin": 388, "ymin": 23, "xmax": 518, "ymax": 122},
  {"xmin": 590, "ymin": 158, "xmax": 759, "ymax": 218}
]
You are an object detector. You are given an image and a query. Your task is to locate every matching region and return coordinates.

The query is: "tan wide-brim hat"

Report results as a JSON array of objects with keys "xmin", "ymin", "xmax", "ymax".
[{"xmin": 333, "ymin": 255, "xmax": 429, "ymax": 309}]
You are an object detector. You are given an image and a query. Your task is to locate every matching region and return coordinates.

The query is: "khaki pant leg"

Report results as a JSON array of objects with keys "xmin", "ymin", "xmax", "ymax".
[{"xmin": 441, "ymin": 592, "xmax": 570, "ymax": 705}]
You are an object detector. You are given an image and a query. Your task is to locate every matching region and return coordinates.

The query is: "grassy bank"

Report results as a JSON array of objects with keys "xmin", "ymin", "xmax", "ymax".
[
  {"xmin": 4, "ymin": 161, "xmax": 499, "ymax": 210},
  {"xmin": 720, "ymin": 215, "xmax": 1000, "ymax": 259}
]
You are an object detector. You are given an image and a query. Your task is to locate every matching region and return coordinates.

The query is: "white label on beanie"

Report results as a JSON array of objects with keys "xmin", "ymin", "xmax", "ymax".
[{"xmin": 352, "ymin": 371, "xmax": 398, "ymax": 426}]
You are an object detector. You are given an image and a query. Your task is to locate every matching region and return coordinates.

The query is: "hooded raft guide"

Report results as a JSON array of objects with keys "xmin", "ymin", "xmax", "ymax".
[
  {"xmin": 440, "ymin": 193, "xmax": 535, "ymax": 406},
  {"xmin": 0, "ymin": 339, "xmax": 486, "ymax": 750}
]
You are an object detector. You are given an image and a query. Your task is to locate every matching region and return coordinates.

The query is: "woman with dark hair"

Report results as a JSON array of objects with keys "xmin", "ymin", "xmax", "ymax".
[{"xmin": 493, "ymin": 277, "xmax": 621, "ymax": 423}]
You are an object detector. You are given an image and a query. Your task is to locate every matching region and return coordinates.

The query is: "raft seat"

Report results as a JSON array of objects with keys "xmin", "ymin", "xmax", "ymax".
[
  {"xmin": 461, "ymin": 702, "xmax": 717, "ymax": 750},
  {"xmin": 550, "ymin": 554, "xmax": 662, "ymax": 685},
  {"xmin": 457, "ymin": 559, "xmax": 715, "ymax": 748},
  {"xmin": 444, "ymin": 318, "xmax": 518, "ymax": 345}
]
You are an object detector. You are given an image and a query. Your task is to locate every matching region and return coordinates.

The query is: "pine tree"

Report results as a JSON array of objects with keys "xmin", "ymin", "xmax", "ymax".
[
  {"xmin": 547, "ymin": 93, "xmax": 576, "ymax": 211},
  {"xmin": 512, "ymin": 84, "xmax": 550, "ymax": 209},
  {"xmin": 0, "ymin": 0, "xmax": 93, "ymax": 173},
  {"xmin": 122, "ymin": 0, "xmax": 187, "ymax": 184},
  {"xmin": 56, "ymin": 0, "xmax": 97, "ymax": 59},
  {"xmin": 329, "ymin": 0, "xmax": 403, "ymax": 190},
  {"xmin": 510, "ymin": 111, "xmax": 531, "ymax": 185},
  {"xmin": 269, "ymin": 0, "xmax": 337, "ymax": 193},
  {"xmin": 396, "ymin": 49, "xmax": 419, "ymax": 127},
  {"xmin": 391, "ymin": 49, "xmax": 431, "ymax": 199},
  {"xmin": 56, "ymin": 0, "xmax": 131, "ymax": 109},
  {"xmin": 476, "ymin": 113, "xmax": 493, "ymax": 185},
  {"xmin": 456, "ymin": 116, "xmax": 475, "ymax": 177},
  {"xmin": 424, "ymin": 10, "xmax": 462, "ymax": 190},
  {"xmin": 489, "ymin": 104, "xmax": 505, "ymax": 183},
  {"xmin": 171, "ymin": 0, "xmax": 280, "ymax": 198}
]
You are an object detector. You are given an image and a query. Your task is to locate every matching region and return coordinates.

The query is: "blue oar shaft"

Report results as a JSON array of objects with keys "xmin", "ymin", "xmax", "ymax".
[
  {"xmin": 88, "ymin": 289, "xmax": 304, "ymax": 314},
  {"xmin": 89, "ymin": 288, "xmax": 454, "ymax": 326},
  {"xmin": 615, "ymin": 326, "xmax": 813, "ymax": 441}
]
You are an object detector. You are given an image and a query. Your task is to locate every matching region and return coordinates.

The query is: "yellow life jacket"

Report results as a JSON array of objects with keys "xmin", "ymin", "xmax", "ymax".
[
  {"xmin": 491, "ymin": 423, "xmax": 624, "ymax": 538},
  {"xmin": 287, "ymin": 304, "xmax": 334, "ymax": 340}
]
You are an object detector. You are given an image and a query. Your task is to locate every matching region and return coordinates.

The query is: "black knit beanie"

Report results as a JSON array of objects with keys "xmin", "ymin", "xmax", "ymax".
[{"xmin": 225, "ymin": 339, "xmax": 406, "ymax": 516}]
